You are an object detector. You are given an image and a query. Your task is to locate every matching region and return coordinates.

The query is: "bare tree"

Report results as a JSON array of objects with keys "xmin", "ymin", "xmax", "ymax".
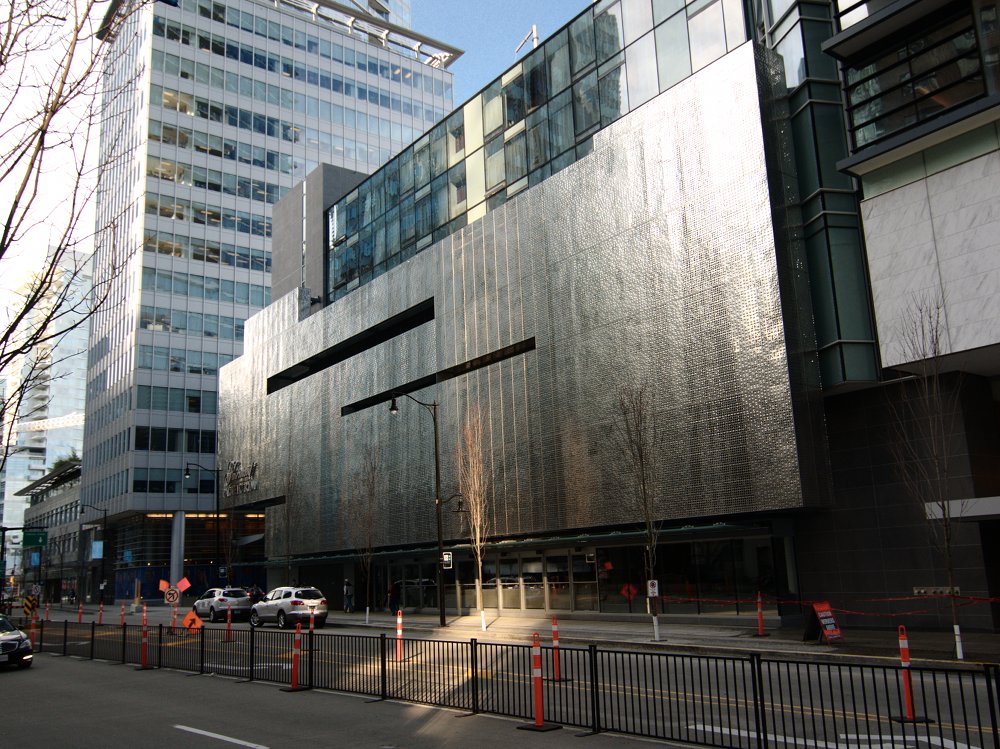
[
  {"xmin": 611, "ymin": 381, "xmax": 663, "ymax": 640},
  {"xmin": 458, "ymin": 406, "xmax": 490, "ymax": 631},
  {"xmin": 0, "ymin": 1, "xmax": 147, "ymax": 472},
  {"xmin": 887, "ymin": 294, "xmax": 966, "ymax": 657},
  {"xmin": 342, "ymin": 441, "xmax": 382, "ymax": 622}
]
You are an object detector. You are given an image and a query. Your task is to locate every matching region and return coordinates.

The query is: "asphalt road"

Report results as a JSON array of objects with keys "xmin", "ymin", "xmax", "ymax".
[{"xmin": 3, "ymin": 653, "xmax": 659, "ymax": 749}]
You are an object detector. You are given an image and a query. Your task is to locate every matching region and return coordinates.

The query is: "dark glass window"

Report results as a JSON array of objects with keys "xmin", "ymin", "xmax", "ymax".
[
  {"xmin": 503, "ymin": 75, "xmax": 527, "ymax": 127},
  {"xmin": 549, "ymin": 90, "xmax": 575, "ymax": 157},
  {"xmin": 595, "ymin": 3, "xmax": 625, "ymax": 63},
  {"xmin": 573, "ymin": 71, "xmax": 600, "ymax": 134},
  {"xmin": 845, "ymin": 10, "xmax": 984, "ymax": 148},
  {"xmin": 505, "ymin": 131, "xmax": 528, "ymax": 182},
  {"xmin": 570, "ymin": 12, "xmax": 597, "ymax": 74},
  {"xmin": 546, "ymin": 30, "xmax": 572, "ymax": 95}
]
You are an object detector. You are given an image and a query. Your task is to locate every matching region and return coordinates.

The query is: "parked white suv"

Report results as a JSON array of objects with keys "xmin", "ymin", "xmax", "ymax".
[
  {"xmin": 250, "ymin": 587, "xmax": 327, "ymax": 629},
  {"xmin": 192, "ymin": 588, "xmax": 253, "ymax": 622}
]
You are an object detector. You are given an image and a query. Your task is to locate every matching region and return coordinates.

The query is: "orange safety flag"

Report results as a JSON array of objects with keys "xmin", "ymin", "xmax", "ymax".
[{"xmin": 182, "ymin": 610, "xmax": 204, "ymax": 632}]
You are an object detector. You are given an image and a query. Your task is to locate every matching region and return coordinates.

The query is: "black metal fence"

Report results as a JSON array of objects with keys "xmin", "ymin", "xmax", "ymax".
[{"xmin": 22, "ymin": 620, "xmax": 1000, "ymax": 749}]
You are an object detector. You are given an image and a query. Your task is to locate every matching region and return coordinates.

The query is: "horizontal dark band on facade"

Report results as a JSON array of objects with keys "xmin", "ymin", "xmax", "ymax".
[
  {"xmin": 341, "ymin": 337, "xmax": 536, "ymax": 416},
  {"xmin": 266, "ymin": 298, "xmax": 434, "ymax": 394}
]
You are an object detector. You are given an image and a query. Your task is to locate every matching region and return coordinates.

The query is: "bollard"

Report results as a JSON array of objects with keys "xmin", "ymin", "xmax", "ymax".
[
  {"xmin": 142, "ymin": 603, "xmax": 147, "ymax": 627},
  {"xmin": 29, "ymin": 613, "xmax": 37, "ymax": 648},
  {"xmin": 532, "ymin": 632, "xmax": 544, "ymax": 726},
  {"xmin": 551, "ymin": 616, "xmax": 562, "ymax": 681},
  {"xmin": 516, "ymin": 632, "xmax": 560, "ymax": 732},
  {"xmin": 290, "ymin": 623, "xmax": 301, "ymax": 688},
  {"xmin": 225, "ymin": 605, "xmax": 233, "ymax": 642},
  {"xmin": 78, "ymin": 602, "xmax": 83, "ymax": 624},
  {"xmin": 279, "ymin": 622, "xmax": 310, "ymax": 692},
  {"xmin": 899, "ymin": 625, "xmax": 915, "ymax": 721},
  {"xmin": 98, "ymin": 602, "xmax": 104, "ymax": 626},
  {"xmin": 310, "ymin": 608, "xmax": 315, "ymax": 634},
  {"xmin": 120, "ymin": 603, "xmax": 125, "ymax": 627},
  {"xmin": 755, "ymin": 591, "xmax": 769, "ymax": 637},
  {"xmin": 171, "ymin": 604, "xmax": 177, "ymax": 635},
  {"xmin": 137, "ymin": 619, "xmax": 150, "ymax": 670},
  {"xmin": 45, "ymin": 603, "xmax": 50, "ymax": 622},
  {"xmin": 396, "ymin": 609, "xmax": 403, "ymax": 663}
]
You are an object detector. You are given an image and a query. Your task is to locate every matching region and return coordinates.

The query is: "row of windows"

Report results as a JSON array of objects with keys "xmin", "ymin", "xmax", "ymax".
[
  {"xmin": 144, "ymin": 189, "xmax": 273, "ymax": 238},
  {"xmin": 326, "ymin": 0, "xmax": 745, "ymax": 301},
  {"xmin": 84, "ymin": 390, "xmax": 129, "ymax": 435},
  {"xmin": 141, "ymin": 266, "xmax": 271, "ymax": 306},
  {"xmin": 148, "ymin": 155, "xmax": 287, "ymax": 205},
  {"xmin": 143, "ymin": 229, "xmax": 272, "ymax": 273},
  {"xmin": 136, "ymin": 345, "xmax": 235, "ymax": 375},
  {"xmin": 164, "ymin": 0, "xmax": 450, "ymax": 96},
  {"xmin": 88, "ymin": 430, "xmax": 129, "ymax": 474},
  {"xmin": 136, "ymin": 385, "xmax": 218, "ymax": 414},
  {"xmin": 32, "ymin": 503, "xmax": 82, "ymax": 530},
  {"xmin": 81, "ymin": 471, "xmax": 128, "ymax": 506},
  {"xmin": 153, "ymin": 85, "xmax": 394, "ymax": 167},
  {"xmin": 845, "ymin": 10, "xmax": 991, "ymax": 148},
  {"xmin": 135, "ymin": 426, "xmax": 217, "ymax": 453},
  {"xmin": 140, "ymin": 305, "xmax": 246, "ymax": 342},
  {"xmin": 132, "ymin": 466, "xmax": 215, "ymax": 495},
  {"xmin": 151, "ymin": 50, "xmax": 425, "ymax": 149},
  {"xmin": 150, "ymin": 119, "xmax": 303, "ymax": 175},
  {"xmin": 153, "ymin": 15, "xmax": 446, "ymax": 124}
]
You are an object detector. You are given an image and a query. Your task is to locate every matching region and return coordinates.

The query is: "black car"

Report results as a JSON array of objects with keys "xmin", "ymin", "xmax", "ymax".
[{"xmin": 0, "ymin": 614, "xmax": 33, "ymax": 669}]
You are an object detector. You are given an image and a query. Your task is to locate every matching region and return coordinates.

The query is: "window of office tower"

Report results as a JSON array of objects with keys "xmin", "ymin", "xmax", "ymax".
[
  {"xmin": 845, "ymin": 7, "xmax": 989, "ymax": 149},
  {"xmin": 326, "ymin": 0, "xmax": 747, "ymax": 303}
]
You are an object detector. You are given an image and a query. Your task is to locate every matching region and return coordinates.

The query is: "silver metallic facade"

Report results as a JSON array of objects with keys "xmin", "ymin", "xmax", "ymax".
[{"xmin": 220, "ymin": 43, "xmax": 825, "ymax": 560}]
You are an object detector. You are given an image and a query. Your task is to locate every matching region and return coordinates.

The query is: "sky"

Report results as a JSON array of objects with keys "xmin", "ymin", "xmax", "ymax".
[{"xmin": 413, "ymin": 0, "xmax": 589, "ymax": 106}]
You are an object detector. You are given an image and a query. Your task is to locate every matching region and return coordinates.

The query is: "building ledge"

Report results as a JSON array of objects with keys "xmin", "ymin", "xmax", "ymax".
[
  {"xmin": 838, "ymin": 95, "xmax": 1000, "ymax": 176},
  {"xmin": 823, "ymin": 0, "xmax": 953, "ymax": 61}
]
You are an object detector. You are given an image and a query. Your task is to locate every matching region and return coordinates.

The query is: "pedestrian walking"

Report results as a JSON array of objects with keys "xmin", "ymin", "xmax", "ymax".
[{"xmin": 343, "ymin": 579, "xmax": 354, "ymax": 613}]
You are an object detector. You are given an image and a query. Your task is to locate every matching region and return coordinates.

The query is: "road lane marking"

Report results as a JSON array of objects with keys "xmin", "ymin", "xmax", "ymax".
[{"xmin": 174, "ymin": 725, "xmax": 269, "ymax": 748}]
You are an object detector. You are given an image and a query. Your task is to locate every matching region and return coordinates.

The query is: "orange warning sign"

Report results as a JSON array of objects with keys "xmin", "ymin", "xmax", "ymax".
[{"xmin": 182, "ymin": 610, "xmax": 204, "ymax": 633}]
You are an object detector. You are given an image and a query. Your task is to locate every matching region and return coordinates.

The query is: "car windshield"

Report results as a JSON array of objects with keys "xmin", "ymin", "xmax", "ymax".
[
  {"xmin": 223, "ymin": 589, "xmax": 247, "ymax": 597},
  {"xmin": 0, "ymin": 617, "xmax": 17, "ymax": 633},
  {"xmin": 296, "ymin": 589, "xmax": 322, "ymax": 599}
]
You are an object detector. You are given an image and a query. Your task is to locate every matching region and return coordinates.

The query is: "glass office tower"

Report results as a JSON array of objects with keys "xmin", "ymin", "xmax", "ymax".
[{"xmin": 82, "ymin": 0, "xmax": 456, "ymax": 598}]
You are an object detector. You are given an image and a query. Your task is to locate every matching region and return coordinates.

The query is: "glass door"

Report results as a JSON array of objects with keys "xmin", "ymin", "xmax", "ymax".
[
  {"xmin": 522, "ymin": 557, "xmax": 545, "ymax": 609},
  {"xmin": 499, "ymin": 558, "xmax": 520, "ymax": 609}
]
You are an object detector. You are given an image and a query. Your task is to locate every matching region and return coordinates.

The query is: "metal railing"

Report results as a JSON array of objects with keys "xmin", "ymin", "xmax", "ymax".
[{"xmin": 22, "ymin": 619, "xmax": 1000, "ymax": 749}]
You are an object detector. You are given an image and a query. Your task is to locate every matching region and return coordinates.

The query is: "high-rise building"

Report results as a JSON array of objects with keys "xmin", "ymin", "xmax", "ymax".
[
  {"xmin": 219, "ymin": 0, "xmax": 1000, "ymax": 631},
  {"xmin": 0, "ymin": 253, "xmax": 89, "ymax": 582},
  {"xmin": 82, "ymin": 0, "xmax": 457, "ymax": 599}
]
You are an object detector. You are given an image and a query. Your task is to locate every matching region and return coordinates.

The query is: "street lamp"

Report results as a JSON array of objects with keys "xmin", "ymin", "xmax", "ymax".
[
  {"xmin": 79, "ymin": 504, "xmax": 109, "ymax": 604},
  {"xmin": 389, "ymin": 393, "xmax": 452, "ymax": 627},
  {"xmin": 184, "ymin": 462, "xmax": 221, "ymax": 583}
]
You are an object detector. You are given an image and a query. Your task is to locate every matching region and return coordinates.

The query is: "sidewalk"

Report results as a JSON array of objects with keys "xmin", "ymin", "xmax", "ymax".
[
  {"xmin": 321, "ymin": 608, "xmax": 998, "ymax": 665},
  {"xmin": 24, "ymin": 601, "xmax": 999, "ymax": 665}
]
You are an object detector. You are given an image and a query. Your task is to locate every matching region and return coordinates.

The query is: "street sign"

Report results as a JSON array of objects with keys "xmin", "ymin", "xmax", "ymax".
[
  {"xmin": 441, "ymin": 552, "xmax": 453, "ymax": 569},
  {"xmin": 182, "ymin": 610, "xmax": 203, "ymax": 633},
  {"xmin": 647, "ymin": 579, "xmax": 659, "ymax": 598},
  {"xmin": 23, "ymin": 530, "xmax": 47, "ymax": 547},
  {"xmin": 164, "ymin": 587, "xmax": 180, "ymax": 605}
]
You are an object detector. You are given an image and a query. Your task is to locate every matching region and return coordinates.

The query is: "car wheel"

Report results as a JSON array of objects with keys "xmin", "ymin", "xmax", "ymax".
[
  {"xmin": 250, "ymin": 610, "xmax": 261, "ymax": 627},
  {"xmin": 209, "ymin": 607, "xmax": 217, "ymax": 623},
  {"xmin": 276, "ymin": 610, "xmax": 287, "ymax": 629},
  {"xmin": 17, "ymin": 660, "xmax": 32, "ymax": 669}
]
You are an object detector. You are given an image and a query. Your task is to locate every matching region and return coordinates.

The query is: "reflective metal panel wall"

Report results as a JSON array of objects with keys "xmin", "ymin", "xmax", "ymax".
[{"xmin": 219, "ymin": 43, "xmax": 821, "ymax": 558}]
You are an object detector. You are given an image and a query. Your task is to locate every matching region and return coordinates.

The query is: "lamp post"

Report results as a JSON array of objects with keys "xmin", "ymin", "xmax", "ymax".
[
  {"xmin": 184, "ymin": 463, "xmax": 221, "ymax": 583},
  {"xmin": 79, "ymin": 505, "xmax": 109, "ymax": 604},
  {"xmin": 389, "ymin": 393, "xmax": 448, "ymax": 627}
]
